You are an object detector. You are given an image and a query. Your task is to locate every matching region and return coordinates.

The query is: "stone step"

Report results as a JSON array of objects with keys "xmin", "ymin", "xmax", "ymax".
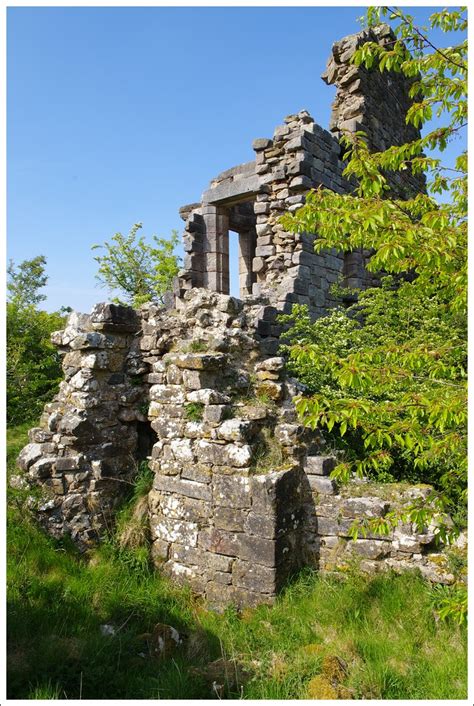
[
  {"xmin": 304, "ymin": 455, "xmax": 336, "ymax": 476},
  {"xmin": 308, "ymin": 475, "xmax": 338, "ymax": 495}
]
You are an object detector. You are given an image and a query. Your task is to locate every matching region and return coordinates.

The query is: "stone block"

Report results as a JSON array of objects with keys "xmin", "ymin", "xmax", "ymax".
[
  {"xmin": 149, "ymin": 385, "xmax": 186, "ymax": 404},
  {"xmin": 216, "ymin": 419, "xmax": 253, "ymax": 442},
  {"xmin": 173, "ymin": 353, "xmax": 226, "ymax": 370},
  {"xmin": 169, "ymin": 543, "xmax": 207, "ymax": 568},
  {"xmin": 151, "ymin": 518, "xmax": 199, "ymax": 547},
  {"xmin": 274, "ymin": 423, "xmax": 304, "ymax": 446},
  {"xmin": 255, "ymin": 245, "xmax": 276, "ymax": 258},
  {"xmin": 340, "ymin": 497, "xmax": 390, "ymax": 518},
  {"xmin": 213, "ymin": 505, "xmax": 245, "ymax": 532},
  {"xmin": 151, "ymin": 539, "xmax": 170, "ymax": 562},
  {"xmin": 213, "ymin": 475, "xmax": 251, "ymax": 509},
  {"xmin": 17, "ymin": 443, "xmax": 44, "ymax": 471},
  {"xmin": 90, "ymin": 303, "xmax": 139, "ymax": 332},
  {"xmin": 243, "ymin": 512, "xmax": 277, "ymax": 539},
  {"xmin": 347, "ymin": 539, "xmax": 391, "ymax": 560},
  {"xmin": 182, "ymin": 369, "xmax": 216, "ymax": 390},
  {"xmin": 170, "ymin": 438, "xmax": 194, "ymax": 463},
  {"xmin": 305, "ymin": 455, "xmax": 336, "ymax": 476},
  {"xmin": 180, "ymin": 464, "xmax": 212, "ymax": 484},
  {"xmin": 166, "ymin": 364, "xmax": 183, "ymax": 385},
  {"xmin": 199, "ymin": 528, "xmax": 242, "ymax": 557},
  {"xmin": 238, "ymin": 534, "xmax": 277, "ymax": 567},
  {"xmin": 233, "ymin": 560, "xmax": 277, "ymax": 593},
  {"xmin": 252, "ymin": 137, "xmax": 272, "ymax": 151},
  {"xmin": 153, "ymin": 475, "xmax": 212, "ymax": 501},
  {"xmin": 309, "ymin": 476, "xmax": 337, "ymax": 495},
  {"xmin": 195, "ymin": 440, "xmax": 252, "ymax": 468},
  {"xmin": 207, "ymin": 552, "xmax": 234, "ymax": 573},
  {"xmin": 151, "ymin": 418, "xmax": 183, "ymax": 440},
  {"xmin": 316, "ymin": 515, "xmax": 354, "ymax": 537},
  {"xmin": 255, "ymin": 380, "xmax": 282, "ymax": 401},
  {"xmin": 187, "ymin": 389, "xmax": 230, "ymax": 405},
  {"xmin": 203, "ymin": 405, "xmax": 228, "ymax": 425}
]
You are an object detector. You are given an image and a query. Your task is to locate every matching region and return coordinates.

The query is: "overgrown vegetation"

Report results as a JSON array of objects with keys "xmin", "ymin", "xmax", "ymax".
[
  {"xmin": 281, "ymin": 6, "xmax": 467, "ymax": 543},
  {"xmin": 7, "ymin": 425, "xmax": 467, "ymax": 700},
  {"xmin": 7, "ymin": 256, "xmax": 67, "ymax": 425}
]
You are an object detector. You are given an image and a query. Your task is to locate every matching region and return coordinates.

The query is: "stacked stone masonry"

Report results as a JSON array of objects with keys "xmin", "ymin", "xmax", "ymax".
[{"xmin": 16, "ymin": 27, "xmax": 455, "ymax": 609}]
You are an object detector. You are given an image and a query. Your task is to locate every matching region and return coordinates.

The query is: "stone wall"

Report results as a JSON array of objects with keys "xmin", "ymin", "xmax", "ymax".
[
  {"xmin": 15, "ymin": 291, "xmax": 458, "ymax": 609},
  {"xmin": 175, "ymin": 25, "xmax": 422, "ymax": 317},
  {"xmin": 304, "ymin": 458, "xmax": 457, "ymax": 585},
  {"xmin": 16, "ymin": 304, "xmax": 149, "ymax": 550},
  {"xmin": 322, "ymin": 23, "xmax": 426, "ymax": 197}
]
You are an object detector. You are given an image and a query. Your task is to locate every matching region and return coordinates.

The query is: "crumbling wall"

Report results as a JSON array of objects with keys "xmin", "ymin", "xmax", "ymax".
[
  {"xmin": 304, "ymin": 457, "xmax": 457, "ymax": 585},
  {"xmin": 322, "ymin": 23, "xmax": 426, "ymax": 197},
  {"xmin": 140, "ymin": 290, "xmax": 312, "ymax": 608},
  {"xmin": 16, "ymin": 304, "xmax": 149, "ymax": 549}
]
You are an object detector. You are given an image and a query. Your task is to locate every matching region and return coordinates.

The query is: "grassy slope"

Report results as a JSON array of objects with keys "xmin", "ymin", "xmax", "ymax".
[{"xmin": 7, "ymin": 425, "xmax": 467, "ymax": 700}]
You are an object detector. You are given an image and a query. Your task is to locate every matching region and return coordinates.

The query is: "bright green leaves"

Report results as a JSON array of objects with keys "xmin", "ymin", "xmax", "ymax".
[
  {"xmin": 7, "ymin": 257, "xmax": 67, "ymax": 425},
  {"xmin": 92, "ymin": 223, "xmax": 181, "ymax": 308}
]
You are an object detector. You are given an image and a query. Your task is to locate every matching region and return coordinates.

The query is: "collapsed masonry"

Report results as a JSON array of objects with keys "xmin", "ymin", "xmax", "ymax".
[{"xmin": 16, "ymin": 27, "xmax": 456, "ymax": 609}]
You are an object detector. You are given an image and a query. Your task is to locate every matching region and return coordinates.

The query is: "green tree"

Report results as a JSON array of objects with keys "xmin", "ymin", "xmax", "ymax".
[
  {"xmin": 281, "ymin": 7, "xmax": 467, "ymax": 540},
  {"xmin": 7, "ymin": 255, "xmax": 48, "ymax": 308},
  {"xmin": 92, "ymin": 223, "xmax": 181, "ymax": 308},
  {"xmin": 7, "ymin": 256, "xmax": 66, "ymax": 425}
]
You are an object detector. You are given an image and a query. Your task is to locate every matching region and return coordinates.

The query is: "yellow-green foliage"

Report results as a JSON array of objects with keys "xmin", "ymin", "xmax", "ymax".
[{"xmin": 280, "ymin": 7, "xmax": 467, "ymax": 542}]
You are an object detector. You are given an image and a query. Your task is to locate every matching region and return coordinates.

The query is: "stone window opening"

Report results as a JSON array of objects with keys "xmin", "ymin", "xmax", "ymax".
[{"xmin": 203, "ymin": 200, "xmax": 257, "ymax": 299}]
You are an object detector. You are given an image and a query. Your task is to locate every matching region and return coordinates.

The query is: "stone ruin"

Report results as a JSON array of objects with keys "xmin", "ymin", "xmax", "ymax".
[{"xmin": 15, "ymin": 27, "xmax": 458, "ymax": 609}]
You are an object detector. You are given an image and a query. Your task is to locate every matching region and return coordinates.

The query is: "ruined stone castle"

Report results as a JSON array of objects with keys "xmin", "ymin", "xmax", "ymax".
[{"xmin": 15, "ymin": 27, "xmax": 455, "ymax": 609}]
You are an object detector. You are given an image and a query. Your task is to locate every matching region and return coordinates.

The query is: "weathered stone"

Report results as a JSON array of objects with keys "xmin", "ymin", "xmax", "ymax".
[
  {"xmin": 153, "ymin": 475, "xmax": 212, "ymax": 501},
  {"xmin": 255, "ymin": 380, "xmax": 282, "ymax": 401},
  {"xmin": 233, "ymin": 560, "xmax": 276, "ymax": 593},
  {"xmin": 305, "ymin": 455, "xmax": 336, "ymax": 476},
  {"xmin": 90, "ymin": 302, "xmax": 138, "ymax": 332},
  {"xmin": 213, "ymin": 506, "xmax": 245, "ymax": 532},
  {"xmin": 216, "ymin": 419, "xmax": 253, "ymax": 442},
  {"xmin": 203, "ymin": 405, "xmax": 228, "ymax": 425},
  {"xmin": 309, "ymin": 476, "xmax": 337, "ymax": 495},
  {"xmin": 347, "ymin": 539, "xmax": 391, "ymax": 560},
  {"xmin": 195, "ymin": 440, "xmax": 252, "ymax": 468},
  {"xmin": 149, "ymin": 385, "xmax": 186, "ymax": 404},
  {"xmin": 213, "ymin": 475, "xmax": 251, "ymax": 509},
  {"xmin": 17, "ymin": 443, "xmax": 43, "ymax": 471},
  {"xmin": 252, "ymin": 137, "xmax": 272, "ymax": 151},
  {"xmin": 187, "ymin": 389, "xmax": 230, "ymax": 405},
  {"xmin": 340, "ymin": 497, "xmax": 389, "ymax": 518}
]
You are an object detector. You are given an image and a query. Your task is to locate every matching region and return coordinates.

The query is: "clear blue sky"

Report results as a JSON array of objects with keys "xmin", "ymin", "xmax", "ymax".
[{"xmin": 7, "ymin": 6, "xmax": 465, "ymax": 312}]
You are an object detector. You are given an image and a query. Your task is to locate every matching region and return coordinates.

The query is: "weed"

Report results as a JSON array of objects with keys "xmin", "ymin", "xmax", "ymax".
[
  {"xmin": 251, "ymin": 427, "xmax": 284, "ymax": 473},
  {"xmin": 188, "ymin": 339, "xmax": 208, "ymax": 353},
  {"xmin": 185, "ymin": 402, "xmax": 204, "ymax": 422}
]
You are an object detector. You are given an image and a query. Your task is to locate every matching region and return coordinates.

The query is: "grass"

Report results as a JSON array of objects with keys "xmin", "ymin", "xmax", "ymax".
[
  {"xmin": 184, "ymin": 402, "xmax": 205, "ymax": 422},
  {"xmin": 7, "ymin": 424, "xmax": 467, "ymax": 699}
]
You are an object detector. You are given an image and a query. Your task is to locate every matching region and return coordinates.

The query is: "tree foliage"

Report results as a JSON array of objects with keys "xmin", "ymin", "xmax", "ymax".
[
  {"xmin": 7, "ymin": 255, "xmax": 48, "ymax": 308},
  {"xmin": 7, "ymin": 256, "xmax": 66, "ymax": 425},
  {"xmin": 280, "ymin": 7, "xmax": 467, "ymax": 539},
  {"xmin": 92, "ymin": 223, "xmax": 181, "ymax": 308}
]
